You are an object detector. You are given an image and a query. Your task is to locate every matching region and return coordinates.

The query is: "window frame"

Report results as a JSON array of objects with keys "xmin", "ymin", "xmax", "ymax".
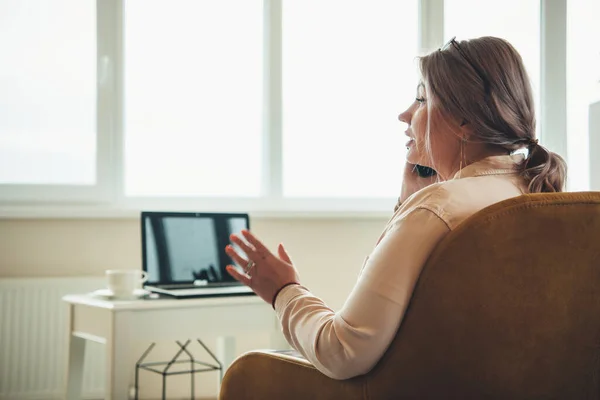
[
  {"xmin": 0, "ymin": 0, "xmax": 569, "ymax": 218},
  {"xmin": 0, "ymin": 0, "xmax": 117, "ymax": 205}
]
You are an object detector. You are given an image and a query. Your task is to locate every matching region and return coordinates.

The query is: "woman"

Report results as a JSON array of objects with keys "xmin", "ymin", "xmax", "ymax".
[{"xmin": 224, "ymin": 36, "xmax": 567, "ymax": 380}]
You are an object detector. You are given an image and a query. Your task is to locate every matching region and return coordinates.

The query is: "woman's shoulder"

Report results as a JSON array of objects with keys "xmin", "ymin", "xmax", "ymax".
[
  {"xmin": 393, "ymin": 182, "xmax": 450, "ymax": 223},
  {"xmin": 395, "ymin": 174, "xmax": 524, "ymax": 230}
]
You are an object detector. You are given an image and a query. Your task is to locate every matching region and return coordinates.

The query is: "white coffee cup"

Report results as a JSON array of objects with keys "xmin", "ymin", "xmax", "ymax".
[{"xmin": 106, "ymin": 270, "xmax": 148, "ymax": 297}]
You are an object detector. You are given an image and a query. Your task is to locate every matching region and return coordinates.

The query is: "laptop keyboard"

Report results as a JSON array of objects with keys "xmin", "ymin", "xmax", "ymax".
[{"xmin": 156, "ymin": 282, "xmax": 240, "ymax": 290}]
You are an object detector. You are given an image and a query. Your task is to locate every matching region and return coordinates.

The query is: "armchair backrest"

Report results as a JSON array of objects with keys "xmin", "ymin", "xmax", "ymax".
[{"xmin": 365, "ymin": 192, "xmax": 600, "ymax": 399}]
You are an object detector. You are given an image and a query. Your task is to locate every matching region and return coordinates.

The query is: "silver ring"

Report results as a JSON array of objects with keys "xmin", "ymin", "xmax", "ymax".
[{"xmin": 244, "ymin": 260, "xmax": 256, "ymax": 274}]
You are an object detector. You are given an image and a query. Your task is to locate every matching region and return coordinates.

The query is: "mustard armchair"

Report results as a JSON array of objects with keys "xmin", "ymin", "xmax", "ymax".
[{"xmin": 220, "ymin": 192, "xmax": 600, "ymax": 399}]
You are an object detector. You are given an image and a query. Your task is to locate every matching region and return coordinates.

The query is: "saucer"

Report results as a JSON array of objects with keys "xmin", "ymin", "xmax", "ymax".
[{"xmin": 91, "ymin": 288, "xmax": 151, "ymax": 301}]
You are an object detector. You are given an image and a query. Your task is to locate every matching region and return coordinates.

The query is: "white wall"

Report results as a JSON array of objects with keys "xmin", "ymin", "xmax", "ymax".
[{"xmin": 0, "ymin": 217, "xmax": 387, "ymax": 308}]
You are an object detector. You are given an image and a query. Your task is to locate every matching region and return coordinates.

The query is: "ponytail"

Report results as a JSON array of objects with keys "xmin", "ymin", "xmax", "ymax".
[{"xmin": 522, "ymin": 143, "xmax": 567, "ymax": 193}]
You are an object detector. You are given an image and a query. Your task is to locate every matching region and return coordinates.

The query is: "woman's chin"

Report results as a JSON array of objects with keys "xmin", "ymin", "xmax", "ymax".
[{"xmin": 405, "ymin": 147, "xmax": 420, "ymax": 165}]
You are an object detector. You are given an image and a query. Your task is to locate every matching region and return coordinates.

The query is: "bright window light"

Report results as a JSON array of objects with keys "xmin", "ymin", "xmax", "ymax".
[
  {"xmin": 567, "ymin": 0, "xmax": 600, "ymax": 191},
  {"xmin": 282, "ymin": 0, "xmax": 419, "ymax": 198},
  {"xmin": 0, "ymin": 0, "xmax": 96, "ymax": 185},
  {"xmin": 124, "ymin": 0, "xmax": 263, "ymax": 197}
]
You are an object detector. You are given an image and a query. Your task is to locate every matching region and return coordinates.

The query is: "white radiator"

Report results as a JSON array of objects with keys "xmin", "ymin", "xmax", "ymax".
[{"xmin": 0, "ymin": 277, "xmax": 106, "ymax": 400}]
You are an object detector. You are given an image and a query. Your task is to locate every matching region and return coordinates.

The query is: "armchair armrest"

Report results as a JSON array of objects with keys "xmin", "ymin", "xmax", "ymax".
[{"xmin": 219, "ymin": 350, "xmax": 365, "ymax": 400}]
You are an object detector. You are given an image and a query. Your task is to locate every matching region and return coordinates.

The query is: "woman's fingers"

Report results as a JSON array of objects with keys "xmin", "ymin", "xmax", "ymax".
[
  {"xmin": 229, "ymin": 234, "xmax": 257, "ymax": 259},
  {"xmin": 277, "ymin": 243, "xmax": 292, "ymax": 264},
  {"xmin": 225, "ymin": 245, "xmax": 251, "ymax": 268},
  {"xmin": 241, "ymin": 230, "xmax": 272, "ymax": 258},
  {"xmin": 226, "ymin": 265, "xmax": 252, "ymax": 286}
]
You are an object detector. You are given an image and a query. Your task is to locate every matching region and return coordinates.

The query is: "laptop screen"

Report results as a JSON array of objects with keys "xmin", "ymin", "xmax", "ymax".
[{"xmin": 141, "ymin": 212, "xmax": 249, "ymax": 285}]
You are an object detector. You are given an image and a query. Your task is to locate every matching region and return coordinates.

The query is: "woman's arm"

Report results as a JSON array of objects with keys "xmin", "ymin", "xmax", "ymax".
[{"xmin": 274, "ymin": 208, "xmax": 450, "ymax": 380}]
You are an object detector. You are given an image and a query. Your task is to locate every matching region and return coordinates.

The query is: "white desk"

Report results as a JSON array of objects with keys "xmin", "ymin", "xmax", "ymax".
[{"xmin": 63, "ymin": 294, "xmax": 286, "ymax": 400}]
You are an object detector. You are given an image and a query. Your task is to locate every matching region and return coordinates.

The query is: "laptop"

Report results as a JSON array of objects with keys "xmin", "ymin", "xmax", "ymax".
[{"xmin": 141, "ymin": 211, "xmax": 255, "ymax": 298}]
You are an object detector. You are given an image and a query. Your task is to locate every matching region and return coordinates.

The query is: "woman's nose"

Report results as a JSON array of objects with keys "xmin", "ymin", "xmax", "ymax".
[{"xmin": 398, "ymin": 109, "xmax": 411, "ymax": 125}]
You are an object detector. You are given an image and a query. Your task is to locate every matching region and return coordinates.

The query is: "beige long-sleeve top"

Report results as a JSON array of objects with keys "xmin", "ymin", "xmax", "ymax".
[{"xmin": 274, "ymin": 155, "xmax": 529, "ymax": 380}]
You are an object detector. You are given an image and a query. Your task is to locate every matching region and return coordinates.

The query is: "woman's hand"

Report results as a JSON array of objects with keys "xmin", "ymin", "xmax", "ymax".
[
  {"xmin": 398, "ymin": 162, "xmax": 439, "ymax": 204},
  {"xmin": 225, "ymin": 230, "xmax": 301, "ymax": 305}
]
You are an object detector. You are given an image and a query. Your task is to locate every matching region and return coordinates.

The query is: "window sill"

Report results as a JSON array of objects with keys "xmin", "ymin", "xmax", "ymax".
[{"xmin": 0, "ymin": 201, "xmax": 395, "ymax": 220}]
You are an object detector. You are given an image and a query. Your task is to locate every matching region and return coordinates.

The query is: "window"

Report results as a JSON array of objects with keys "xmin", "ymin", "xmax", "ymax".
[
  {"xmin": 0, "ymin": 0, "xmax": 96, "ymax": 185},
  {"xmin": 567, "ymin": 0, "xmax": 600, "ymax": 191},
  {"xmin": 124, "ymin": 0, "xmax": 263, "ymax": 197},
  {"xmin": 444, "ymin": 0, "xmax": 541, "ymax": 136},
  {"xmin": 282, "ymin": 0, "xmax": 419, "ymax": 198},
  {"xmin": 0, "ymin": 0, "xmax": 579, "ymax": 216}
]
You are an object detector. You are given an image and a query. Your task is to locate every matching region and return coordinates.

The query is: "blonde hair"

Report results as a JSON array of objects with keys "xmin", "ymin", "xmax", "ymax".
[{"xmin": 418, "ymin": 36, "xmax": 567, "ymax": 193}]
